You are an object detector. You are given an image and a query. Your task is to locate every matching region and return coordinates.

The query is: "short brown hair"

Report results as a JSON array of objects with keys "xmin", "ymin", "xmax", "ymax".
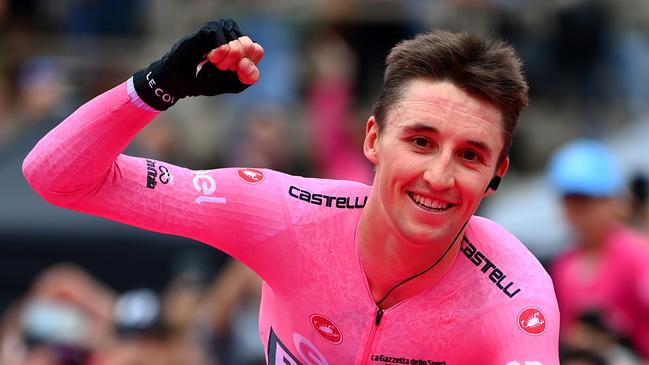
[{"xmin": 372, "ymin": 30, "xmax": 528, "ymax": 163}]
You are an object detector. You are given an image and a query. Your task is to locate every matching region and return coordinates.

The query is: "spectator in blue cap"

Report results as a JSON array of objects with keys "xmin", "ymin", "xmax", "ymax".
[
  {"xmin": 548, "ymin": 139, "xmax": 624, "ymax": 198},
  {"xmin": 548, "ymin": 139, "xmax": 649, "ymax": 362}
]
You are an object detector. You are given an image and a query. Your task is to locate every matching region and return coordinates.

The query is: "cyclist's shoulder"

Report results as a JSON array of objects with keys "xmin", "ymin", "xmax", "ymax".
[
  {"xmin": 464, "ymin": 215, "xmax": 554, "ymax": 293},
  {"xmin": 466, "ymin": 215, "xmax": 523, "ymax": 250}
]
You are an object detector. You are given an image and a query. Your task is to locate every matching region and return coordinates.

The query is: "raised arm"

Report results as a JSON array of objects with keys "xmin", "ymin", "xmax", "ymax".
[
  {"xmin": 20, "ymin": 20, "xmax": 304, "ymax": 293},
  {"xmin": 24, "ymin": 18, "xmax": 263, "ymax": 202}
]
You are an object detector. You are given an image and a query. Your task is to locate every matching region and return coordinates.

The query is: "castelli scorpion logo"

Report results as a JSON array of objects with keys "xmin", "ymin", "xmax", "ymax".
[
  {"xmin": 237, "ymin": 168, "xmax": 265, "ymax": 184},
  {"xmin": 518, "ymin": 307, "xmax": 547, "ymax": 335},
  {"xmin": 310, "ymin": 314, "xmax": 342, "ymax": 344}
]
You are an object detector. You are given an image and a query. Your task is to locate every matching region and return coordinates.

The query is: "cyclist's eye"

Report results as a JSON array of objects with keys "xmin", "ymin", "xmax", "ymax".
[
  {"xmin": 462, "ymin": 150, "xmax": 479, "ymax": 161},
  {"xmin": 412, "ymin": 137, "xmax": 430, "ymax": 148}
]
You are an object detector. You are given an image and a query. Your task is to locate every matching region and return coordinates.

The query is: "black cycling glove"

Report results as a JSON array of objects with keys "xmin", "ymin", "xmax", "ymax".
[{"xmin": 133, "ymin": 19, "xmax": 251, "ymax": 111}]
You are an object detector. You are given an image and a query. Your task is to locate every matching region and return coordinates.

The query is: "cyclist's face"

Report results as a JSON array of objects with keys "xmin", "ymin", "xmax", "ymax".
[
  {"xmin": 364, "ymin": 79, "xmax": 508, "ymax": 246},
  {"xmin": 562, "ymin": 195, "xmax": 622, "ymax": 243}
]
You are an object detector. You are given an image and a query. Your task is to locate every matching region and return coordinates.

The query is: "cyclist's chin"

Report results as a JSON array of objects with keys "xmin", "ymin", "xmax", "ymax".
[{"xmin": 392, "ymin": 219, "xmax": 458, "ymax": 249}]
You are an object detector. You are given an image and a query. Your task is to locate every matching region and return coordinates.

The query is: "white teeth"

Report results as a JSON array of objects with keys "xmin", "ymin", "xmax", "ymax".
[{"xmin": 410, "ymin": 193, "xmax": 450, "ymax": 210}]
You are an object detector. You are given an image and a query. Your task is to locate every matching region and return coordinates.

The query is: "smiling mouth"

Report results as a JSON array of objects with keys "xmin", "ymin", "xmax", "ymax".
[{"xmin": 408, "ymin": 192, "xmax": 455, "ymax": 212}]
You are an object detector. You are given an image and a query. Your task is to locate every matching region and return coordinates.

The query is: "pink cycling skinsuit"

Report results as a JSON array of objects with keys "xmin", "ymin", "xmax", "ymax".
[{"xmin": 23, "ymin": 80, "xmax": 560, "ymax": 364}]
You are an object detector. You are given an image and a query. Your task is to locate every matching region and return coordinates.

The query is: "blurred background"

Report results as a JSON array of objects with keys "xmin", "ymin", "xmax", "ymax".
[{"xmin": 1, "ymin": 0, "xmax": 649, "ymax": 364}]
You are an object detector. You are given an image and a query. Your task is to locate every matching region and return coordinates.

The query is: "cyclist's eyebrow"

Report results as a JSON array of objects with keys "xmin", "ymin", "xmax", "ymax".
[{"xmin": 402, "ymin": 123, "xmax": 438, "ymax": 134}]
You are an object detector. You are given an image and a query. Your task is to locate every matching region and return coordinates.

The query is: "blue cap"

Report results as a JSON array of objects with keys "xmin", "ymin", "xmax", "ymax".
[{"xmin": 548, "ymin": 139, "xmax": 623, "ymax": 197}]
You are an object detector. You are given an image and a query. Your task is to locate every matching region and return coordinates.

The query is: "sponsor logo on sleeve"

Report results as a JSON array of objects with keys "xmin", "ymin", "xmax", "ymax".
[
  {"xmin": 460, "ymin": 238, "xmax": 521, "ymax": 298},
  {"xmin": 288, "ymin": 186, "xmax": 367, "ymax": 209},
  {"xmin": 158, "ymin": 165, "xmax": 173, "ymax": 184},
  {"xmin": 237, "ymin": 168, "xmax": 265, "ymax": 183},
  {"xmin": 192, "ymin": 170, "xmax": 226, "ymax": 205},
  {"xmin": 518, "ymin": 307, "xmax": 546, "ymax": 336},
  {"xmin": 146, "ymin": 159, "xmax": 173, "ymax": 189},
  {"xmin": 310, "ymin": 314, "xmax": 342, "ymax": 344}
]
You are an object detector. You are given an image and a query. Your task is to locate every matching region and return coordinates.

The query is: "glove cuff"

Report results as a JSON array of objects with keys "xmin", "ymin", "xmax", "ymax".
[{"xmin": 133, "ymin": 60, "xmax": 185, "ymax": 111}]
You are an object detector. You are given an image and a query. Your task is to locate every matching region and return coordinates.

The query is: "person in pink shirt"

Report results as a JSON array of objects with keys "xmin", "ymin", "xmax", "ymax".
[
  {"xmin": 548, "ymin": 139, "xmax": 649, "ymax": 361},
  {"xmin": 23, "ymin": 19, "xmax": 559, "ymax": 364},
  {"xmin": 306, "ymin": 28, "xmax": 374, "ymax": 185}
]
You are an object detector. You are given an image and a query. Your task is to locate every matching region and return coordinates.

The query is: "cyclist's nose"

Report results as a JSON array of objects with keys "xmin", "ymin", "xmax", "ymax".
[{"xmin": 422, "ymin": 153, "xmax": 455, "ymax": 191}]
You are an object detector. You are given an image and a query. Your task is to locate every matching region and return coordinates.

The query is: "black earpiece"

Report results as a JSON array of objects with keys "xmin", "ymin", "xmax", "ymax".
[{"xmin": 487, "ymin": 176, "xmax": 502, "ymax": 192}]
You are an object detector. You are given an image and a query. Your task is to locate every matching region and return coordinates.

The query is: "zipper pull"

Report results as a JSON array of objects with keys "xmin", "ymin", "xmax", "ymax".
[{"xmin": 375, "ymin": 307, "xmax": 384, "ymax": 326}]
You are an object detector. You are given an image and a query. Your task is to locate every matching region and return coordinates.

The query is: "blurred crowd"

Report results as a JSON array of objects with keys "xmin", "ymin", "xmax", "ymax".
[
  {"xmin": 548, "ymin": 140, "xmax": 649, "ymax": 365},
  {"xmin": 1, "ymin": 0, "xmax": 649, "ymax": 364},
  {"xmin": 0, "ymin": 259, "xmax": 267, "ymax": 365}
]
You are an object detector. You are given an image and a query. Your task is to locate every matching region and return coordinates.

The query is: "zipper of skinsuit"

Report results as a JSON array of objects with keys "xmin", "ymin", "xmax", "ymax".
[{"xmin": 361, "ymin": 307, "xmax": 384, "ymax": 364}]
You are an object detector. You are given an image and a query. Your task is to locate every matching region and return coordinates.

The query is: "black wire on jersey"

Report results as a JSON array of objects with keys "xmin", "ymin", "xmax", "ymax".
[{"xmin": 375, "ymin": 218, "xmax": 470, "ymax": 307}]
